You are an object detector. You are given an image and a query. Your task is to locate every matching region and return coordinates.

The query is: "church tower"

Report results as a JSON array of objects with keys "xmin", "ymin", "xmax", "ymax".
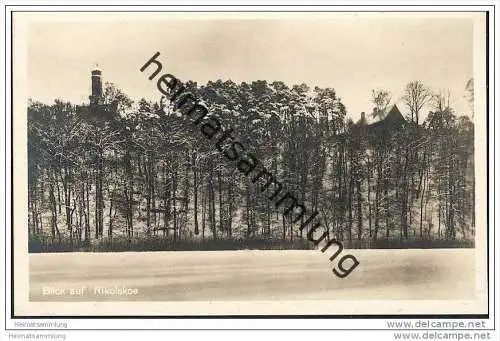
[{"xmin": 89, "ymin": 65, "xmax": 103, "ymax": 106}]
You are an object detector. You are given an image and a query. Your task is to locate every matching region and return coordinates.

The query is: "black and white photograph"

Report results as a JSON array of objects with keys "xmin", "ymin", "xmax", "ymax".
[{"xmin": 7, "ymin": 8, "xmax": 493, "ymax": 322}]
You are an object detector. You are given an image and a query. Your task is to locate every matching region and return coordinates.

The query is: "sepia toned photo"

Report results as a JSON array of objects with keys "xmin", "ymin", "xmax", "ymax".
[{"xmin": 11, "ymin": 10, "xmax": 489, "ymax": 317}]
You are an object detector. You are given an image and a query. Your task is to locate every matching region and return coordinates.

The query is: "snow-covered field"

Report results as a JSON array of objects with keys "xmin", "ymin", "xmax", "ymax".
[{"xmin": 29, "ymin": 249, "xmax": 476, "ymax": 301}]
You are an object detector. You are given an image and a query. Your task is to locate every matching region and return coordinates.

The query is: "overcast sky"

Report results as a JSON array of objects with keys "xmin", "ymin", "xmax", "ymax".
[{"xmin": 25, "ymin": 12, "xmax": 475, "ymax": 122}]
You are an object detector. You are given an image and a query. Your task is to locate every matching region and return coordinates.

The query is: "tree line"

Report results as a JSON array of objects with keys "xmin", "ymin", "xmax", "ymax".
[{"xmin": 27, "ymin": 79, "xmax": 475, "ymax": 251}]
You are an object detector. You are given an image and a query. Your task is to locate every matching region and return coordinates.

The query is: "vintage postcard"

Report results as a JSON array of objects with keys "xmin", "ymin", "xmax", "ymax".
[{"xmin": 9, "ymin": 10, "xmax": 490, "ymax": 318}]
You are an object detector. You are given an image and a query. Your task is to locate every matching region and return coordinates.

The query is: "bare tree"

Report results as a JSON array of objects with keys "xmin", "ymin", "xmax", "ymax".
[
  {"xmin": 402, "ymin": 81, "xmax": 431, "ymax": 124},
  {"xmin": 371, "ymin": 89, "xmax": 392, "ymax": 120},
  {"xmin": 431, "ymin": 89, "xmax": 452, "ymax": 112}
]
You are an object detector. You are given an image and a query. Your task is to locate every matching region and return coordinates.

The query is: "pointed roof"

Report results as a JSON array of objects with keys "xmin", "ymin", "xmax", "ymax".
[
  {"xmin": 367, "ymin": 104, "xmax": 406, "ymax": 132},
  {"xmin": 384, "ymin": 104, "xmax": 405, "ymax": 123}
]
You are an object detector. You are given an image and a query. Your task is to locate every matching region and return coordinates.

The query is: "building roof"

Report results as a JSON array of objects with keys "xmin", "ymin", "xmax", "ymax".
[
  {"xmin": 92, "ymin": 64, "xmax": 102, "ymax": 73},
  {"xmin": 367, "ymin": 104, "xmax": 406, "ymax": 131},
  {"xmin": 350, "ymin": 104, "xmax": 406, "ymax": 142}
]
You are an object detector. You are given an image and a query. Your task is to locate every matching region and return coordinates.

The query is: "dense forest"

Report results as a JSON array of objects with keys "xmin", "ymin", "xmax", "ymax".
[{"xmin": 27, "ymin": 79, "xmax": 475, "ymax": 252}]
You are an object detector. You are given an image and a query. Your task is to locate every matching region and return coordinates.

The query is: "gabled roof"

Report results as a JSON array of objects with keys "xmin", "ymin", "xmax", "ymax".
[
  {"xmin": 367, "ymin": 104, "xmax": 406, "ymax": 132},
  {"xmin": 349, "ymin": 105, "xmax": 406, "ymax": 144},
  {"xmin": 369, "ymin": 104, "xmax": 406, "ymax": 128}
]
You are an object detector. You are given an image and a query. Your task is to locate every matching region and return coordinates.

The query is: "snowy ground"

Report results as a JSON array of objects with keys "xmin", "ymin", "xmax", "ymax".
[{"xmin": 29, "ymin": 249, "xmax": 476, "ymax": 301}]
